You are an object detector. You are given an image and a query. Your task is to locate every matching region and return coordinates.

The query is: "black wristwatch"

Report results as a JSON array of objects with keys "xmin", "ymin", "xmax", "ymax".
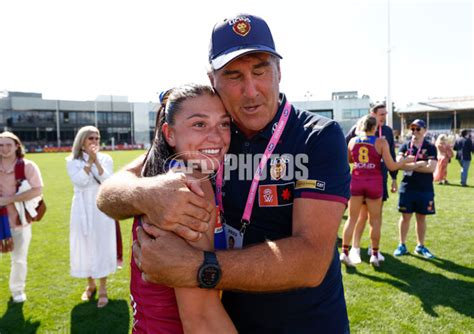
[{"xmin": 197, "ymin": 251, "xmax": 222, "ymax": 289}]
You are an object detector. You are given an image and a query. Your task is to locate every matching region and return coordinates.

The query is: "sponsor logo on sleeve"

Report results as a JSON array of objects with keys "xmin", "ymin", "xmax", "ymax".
[
  {"xmin": 258, "ymin": 182, "xmax": 294, "ymax": 207},
  {"xmin": 295, "ymin": 179, "xmax": 326, "ymax": 191}
]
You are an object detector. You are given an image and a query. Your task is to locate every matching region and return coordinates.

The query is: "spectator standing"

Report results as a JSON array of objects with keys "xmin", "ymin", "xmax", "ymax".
[
  {"xmin": 433, "ymin": 134, "xmax": 454, "ymax": 184},
  {"xmin": 0, "ymin": 131, "xmax": 44, "ymax": 303},
  {"xmin": 67, "ymin": 126, "xmax": 116, "ymax": 308},
  {"xmin": 453, "ymin": 129, "xmax": 473, "ymax": 187}
]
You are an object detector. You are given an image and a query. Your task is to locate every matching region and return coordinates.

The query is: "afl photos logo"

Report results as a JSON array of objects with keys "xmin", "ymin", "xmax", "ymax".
[{"xmin": 232, "ymin": 19, "xmax": 251, "ymax": 36}]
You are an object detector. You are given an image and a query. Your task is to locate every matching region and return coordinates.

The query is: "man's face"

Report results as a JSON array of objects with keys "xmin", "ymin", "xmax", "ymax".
[
  {"xmin": 210, "ymin": 52, "xmax": 281, "ymax": 138},
  {"xmin": 0, "ymin": 137, "xmax": 18, "ymax": 159},
  {"xmin": 410, "ymin": 125, "xmax": 426, "ymax": 141},
  {"xmin": 370, "ymin": 107, "xmax": 387, "ymax": 127}
]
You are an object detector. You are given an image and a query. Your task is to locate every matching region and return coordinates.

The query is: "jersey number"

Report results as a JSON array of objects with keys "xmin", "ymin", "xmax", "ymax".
[{"xmin": 358, "ymin": 147, "xmax": 369, "ymax": 163}]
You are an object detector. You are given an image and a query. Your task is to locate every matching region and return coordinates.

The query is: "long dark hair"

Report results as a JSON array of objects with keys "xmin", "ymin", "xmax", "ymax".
[{"xmin": 142, "ymin": 83, "xmax": 218, "ymax": 177}]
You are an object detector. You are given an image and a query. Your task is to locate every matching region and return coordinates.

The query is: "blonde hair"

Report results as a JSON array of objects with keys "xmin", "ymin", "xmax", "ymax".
[
  {"xmin": 0, "ymin": 131, "xmax": 25, "ymax": 158},
  {"xmin": 356, "ymin": 115, "xmax": 377, "ymax": 135},
  {"xmin": 71, "ymin": 126, "xmax": 100, "ymax": 160},
  {"xmin": 435, "ymin": 134, "xmax": 448, "ymax": 146}
]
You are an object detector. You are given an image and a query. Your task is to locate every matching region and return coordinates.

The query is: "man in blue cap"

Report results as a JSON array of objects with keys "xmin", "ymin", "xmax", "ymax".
[
  {"xmin": 394, "ymin": 119, "xmax": 437, "ymax": 259},
  {"xmin": 98, "ymin": 13, "xmax": 351, "ymax": 333}
]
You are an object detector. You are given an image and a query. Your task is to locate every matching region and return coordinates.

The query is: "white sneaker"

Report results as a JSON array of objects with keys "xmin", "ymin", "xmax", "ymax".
[
  {"xmin": 340, "ymin": 253, "xmax": 355, "ymax": 267},
  {"xmin": 348, "ymin": 247, "xmax": 362, "ymax": 264},
  {"xmin": 12, "ymin": 292, "xmax": 27, "ymax": 303},
  {"xmin": 369, "ymin": 255, "xmax": 380, "ymax": 267},
  {"xmin": 368, "ymin": 247, "xmax": 385, "ymax": 261}
]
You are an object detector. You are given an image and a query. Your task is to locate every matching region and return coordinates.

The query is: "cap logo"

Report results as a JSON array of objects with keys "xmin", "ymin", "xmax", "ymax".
[{"xmin": 232, "ymin": 19, "xmax": 251, "ymax": 36}]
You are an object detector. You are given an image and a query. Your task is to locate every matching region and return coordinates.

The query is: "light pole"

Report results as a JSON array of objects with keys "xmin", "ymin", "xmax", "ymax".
[{"xmin": 386, "ymin": 0, "xmax": 393, "ymax": 127}]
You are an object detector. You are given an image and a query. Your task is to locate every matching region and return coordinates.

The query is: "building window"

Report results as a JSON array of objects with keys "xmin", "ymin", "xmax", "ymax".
[
  {"xmin": 308, "ymin": 109, "xmax": 333, "ymax": 119},
  {"xmin": 342, "ymin": 108, "xmax": 369, "ymax": 119}
]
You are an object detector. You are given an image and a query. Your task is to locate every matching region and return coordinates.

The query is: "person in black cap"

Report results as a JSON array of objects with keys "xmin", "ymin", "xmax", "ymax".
[
  {"xmin": 394, "ymin": 119, "xmax": 438, "ymax": 259},
  {"xmin": 98, "ymin": 13, "xmax": 351, "ymax": 333}
]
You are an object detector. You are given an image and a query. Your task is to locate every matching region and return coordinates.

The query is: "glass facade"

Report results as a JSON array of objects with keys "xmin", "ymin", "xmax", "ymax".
[
  {"xmin": 342, "ymin": 108, "xmax": 369, "ymax": 119},
  {"xmin": 1, "ymin": 108, "xmax": 132, "ymax": 148}
]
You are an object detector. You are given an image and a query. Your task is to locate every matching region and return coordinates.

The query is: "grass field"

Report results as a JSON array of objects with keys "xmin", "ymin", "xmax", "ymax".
[{"xmin": 0, "ymin": 150, "xmax": 473, "ymax": 333}]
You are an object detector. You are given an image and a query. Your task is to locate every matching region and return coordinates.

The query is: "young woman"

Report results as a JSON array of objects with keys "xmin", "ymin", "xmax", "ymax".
[
  {"xmin": 0, "ymin": 131, "xmax": 44, "ymax": 303},
  {"xmin": 130, "ymin": 84, "xmax": 236, "ymax": 333},
  {"xmin": 67, "ymin": 126, "xmax": 116, "ymax": 308},
  {"xmin": 433, "ymin": 134, "xmax": 453, "ymax": 184},
  {"xmin": 340, "ymin": 115, "xmax": 411, "ymax": 267}
]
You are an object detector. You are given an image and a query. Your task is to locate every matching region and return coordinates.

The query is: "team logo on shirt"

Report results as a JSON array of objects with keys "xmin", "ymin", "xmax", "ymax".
[
  {"xmin": 427, "ymin": 201, "xmax": 434, "ymax": 212},
  {"xmin": 258, "ymin": 182, "xmax": 294, "ymax": 207},
  {"xmin": 270, "ymin": 156, "xmax": 289, "ymax": 180},
  {"xmin": 232, "ymin": 18, "xmax": 251, "ymax": 36}
]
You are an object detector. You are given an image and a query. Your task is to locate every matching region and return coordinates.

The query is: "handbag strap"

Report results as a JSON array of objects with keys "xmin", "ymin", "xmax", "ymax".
[{"xmin": 14, "ymin": 159, "xmax": 26, "ymax": 192}]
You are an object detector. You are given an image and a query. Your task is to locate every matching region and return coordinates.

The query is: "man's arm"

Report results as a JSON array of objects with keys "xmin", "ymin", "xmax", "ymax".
[
  {"xmin": 96, "ymin": 154, "xmax": 214, "ymax": 241},
  {"xmin": 136, "ymin": 198, "xmax": 344, "ymax": 291}
]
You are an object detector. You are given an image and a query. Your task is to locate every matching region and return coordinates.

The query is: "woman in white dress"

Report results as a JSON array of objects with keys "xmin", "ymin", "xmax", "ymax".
[{"xmin": 67, "ymin": 125, "xmax": 116, "ymax": 308}]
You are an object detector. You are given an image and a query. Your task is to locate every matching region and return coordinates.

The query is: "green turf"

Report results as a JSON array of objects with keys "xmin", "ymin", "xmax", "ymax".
[{"xmin": 0, "ymin": 151, "xmax": 473, "ymax": 333}]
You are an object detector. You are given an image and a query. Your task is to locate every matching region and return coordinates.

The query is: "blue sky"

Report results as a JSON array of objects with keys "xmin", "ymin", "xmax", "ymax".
[{"xmin": 0, "ymin": 0, "xmax": 472, "ymax": 107}]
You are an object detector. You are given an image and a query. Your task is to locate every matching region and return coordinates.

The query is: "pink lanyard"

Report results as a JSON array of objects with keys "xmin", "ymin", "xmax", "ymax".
[
  {"xmin": 409, "ymin": 140, "xmax": 423, "ymax": 162},
  {"xmin": 215, "ymin": 101, "xmax": 292, "ymax": 234},
  {"xmin": 378, "ymin": 126, "xmax": 382, "ymax": 138}
]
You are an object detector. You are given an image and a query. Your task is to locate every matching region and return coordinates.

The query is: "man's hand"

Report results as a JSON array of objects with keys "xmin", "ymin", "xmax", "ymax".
[
  {"xmin": 138, "ymin": 172, "xmax": 214, "ymax": 241},
  {"xmin": 97, "ymin": 156, "xmax": 215, "ymax": 241},
  {"xmin": 133, "ymin": 226, "xmax": 200, "ymax": 287},
  {"xmin": 390, "ymin": 179, "xmax": 398, "ymax": 193}
]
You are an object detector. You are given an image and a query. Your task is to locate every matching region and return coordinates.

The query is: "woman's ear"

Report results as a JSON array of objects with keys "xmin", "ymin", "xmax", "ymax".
[{"xmin": 162, "ymin": 122, "xmax": 176, "ymax": 147}]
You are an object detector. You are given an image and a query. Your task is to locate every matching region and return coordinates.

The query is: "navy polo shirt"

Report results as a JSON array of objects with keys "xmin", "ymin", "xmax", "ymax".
[
  {"xmin": 221, "ymin": 94, "xmax": 351, "ymax": 333},
  {"xmin": 398, "ymin": 139, "xmax": 437, "ymax": 193}
]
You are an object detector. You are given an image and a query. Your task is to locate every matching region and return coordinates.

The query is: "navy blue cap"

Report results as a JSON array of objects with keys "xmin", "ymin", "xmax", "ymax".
[
  {"xmin": 209, "ymin": 14, "xmax": 282, "ymax": 70},
  {"xmin": 410, "ymin": 119, "xmax": 426, "ymax": 128}
]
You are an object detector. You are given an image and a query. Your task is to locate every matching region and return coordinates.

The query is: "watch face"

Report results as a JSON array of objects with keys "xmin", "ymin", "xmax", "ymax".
[{"xmin": 199, "ymin": 265, "xmax": 221, "ymax": 288}]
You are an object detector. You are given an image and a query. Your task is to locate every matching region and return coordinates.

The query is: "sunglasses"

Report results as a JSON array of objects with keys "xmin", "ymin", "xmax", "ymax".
[
  {"xmin": 88, "ymin": 136, "xmax": 100, "ymax": 141},
  {"xmin": 410, "ymin": 127, "xmax": 422, "ymax": 132}
]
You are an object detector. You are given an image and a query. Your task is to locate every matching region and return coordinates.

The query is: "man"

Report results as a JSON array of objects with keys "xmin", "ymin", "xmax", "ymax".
[
  {"xmin": 0, "ymin": 131, "xmax": 44, "ymax": 303},
  {"xmin": 453, "ymin": 129, "xmax": 473, "ymax": 187},
  {"xmin": 394, "ymin": 119, "xmax": 437, "ymax": 259},
  {"xmin": 98, "ymin": 14, "xmax": 351, "ymax": 333},
  {"xmin": 344, "ymin": 103, "xmax": 398, "ymax": 263}
]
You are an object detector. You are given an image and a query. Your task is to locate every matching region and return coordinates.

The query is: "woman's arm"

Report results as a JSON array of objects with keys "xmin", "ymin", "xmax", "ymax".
[
  {"xmin": 378, "ymin": 138, "xmax": 412, "ymax": 171},
  {"xmin": 174, "ymin": 177, "xmax": 236, "ymax": 334},
  {"xmin": 347, "ymin": 138, "xmax": 355, "ymax": 163}
]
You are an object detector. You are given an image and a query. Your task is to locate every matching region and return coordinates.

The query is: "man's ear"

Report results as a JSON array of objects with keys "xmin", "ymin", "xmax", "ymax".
[
  {"xmin": 162, "ymin": 122, "xmax": 176, "ymax": 148},
  {"xmin": 208, "ymin": 71, "xmax": 216, "ymax": 88}
]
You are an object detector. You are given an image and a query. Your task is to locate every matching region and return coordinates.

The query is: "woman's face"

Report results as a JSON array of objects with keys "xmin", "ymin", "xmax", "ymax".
[
  {"xmin": 0, "ymin": 137, "xmax": 18, "ymax": 159},
  {"xmin": 163, "ymin": 94, "xmax": 231, "ymax": 172},
  {"xmin": 82, "ymin": 131, "xmax": 100, "ymax": 152}
]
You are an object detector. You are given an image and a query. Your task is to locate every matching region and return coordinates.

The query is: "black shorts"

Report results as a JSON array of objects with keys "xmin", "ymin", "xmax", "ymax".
[{"xmin": 398, "ymin": 191, "xmax": 436, "ymax": 215}]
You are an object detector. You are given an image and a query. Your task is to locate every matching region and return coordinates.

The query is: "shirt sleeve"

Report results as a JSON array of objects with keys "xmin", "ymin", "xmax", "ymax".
[
  {"xmin": 67, "ymin": 158, "xmax": 92, "ymax": 188},
  {"xmin": 92, "ymin": 153, "xmax": 114, "ymax": 183},
  {"xmin": 398, "ymin": 142, "xmax": 408, "ymax": 156},
  {"xmin": 385, "ymin": 128, "xmax": 398, "ymax": 180},
  {"xmin": 294, "ymin": 121, "xmax": 351, "ymax": 205},
  {"xmin": 24, "ymin": 160, "xmax": 44, "ymax": 188},
  {"xmin": 345, "ymin": 125, "xmax": 357, "ymax": 145},
  {"xmin": 427, "ymin": 143, "xmax": 437, "ymax": 160}
]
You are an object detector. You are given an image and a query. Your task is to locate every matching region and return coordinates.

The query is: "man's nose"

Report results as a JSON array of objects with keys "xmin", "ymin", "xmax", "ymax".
[{"xmin": 242, "ymin": 77, "xmax": 259, "ymax": 98}]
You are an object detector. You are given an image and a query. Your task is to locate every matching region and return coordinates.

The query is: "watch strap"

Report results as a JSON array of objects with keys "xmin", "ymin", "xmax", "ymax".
[{"xmin": 203, "ymin": 251, "xmax": 218, "ymax": 265}]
